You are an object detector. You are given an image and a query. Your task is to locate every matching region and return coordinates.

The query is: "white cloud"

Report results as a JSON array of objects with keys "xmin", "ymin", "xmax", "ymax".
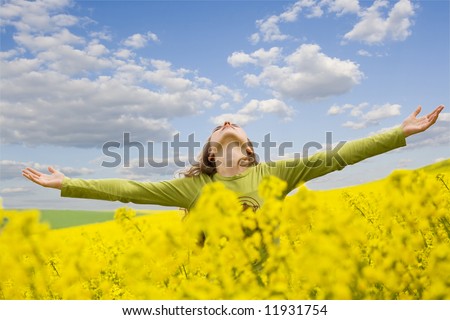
[
  {"xmin": 439, "ymin": 113, "xmax": 450, "ymax": 122},
  {"xmin": 143, "ymin": 59, "xmax": 194, "ymax": 92},
  {"xmin": 327, "ymin": 0, "xmax": 360, "ymax": 16},
  {"xmin": 228, "ymin": 47, "xmax": 282, "ymax": 68},
  {"xmin": 123, "ymin": 32, "xmax": 159, "ymax": 49},
  {"xmin": 240, "ymin": 99, "xmax": 294, "ymax": 118},
  {"xmin": 0, "ymin": 49, "xmax": 22, "ymax": 59},
  {"xmin": 0, "ymin": 57, "xmax": 41, "ymax": 77},
  {"xmin": 0, "ymin": 63, "xmax": 206, "ymax": 146},
  {"xmin": 385, "ymin": 0, "xmax": 415, "ymax": 41},
  {"xmin": 249, "ymin": 33, "xmax": 260, "ymax": 45},
  {"xmin": 37, "ymin": 44, "xmax": 113, "ymax": 75},
  {"xmin": 279, "ymin": 1, "xmax": 304, "ymax": 22},
  {"xmin": 357, "ymin": 49, "xmax": 372, "ymax": 57},
  {"xmin": 250, "ymin": 0, "xmax": 414, "ymax": 45},
  {"xmin": 0, "ymin": 0, "xmax": 240, "ymax": 148},
  {"xmin": 239, "ymin": 44, "xmax": 363, "ymax": 101},
  {"xmin": 0, "ymin": 187, "xmax": 29, "ymax": 194},
  {"xmin": 118, "ymin": 160, "xmax": 181, "ymax": 181},
  {"xmin": 405, "ymin": 124, "xmax": 450, "ymax": 149},
  {"xmin": 58, "ymin": 166, "xmax": 96, "ymax": 176},
  {"xmin": 0, "ymin": 160, "xmax": 94, "ymax": 180},
  {"xmin": 90, "ymin": 31, "xmax": 113, "ymax": 41},
  {"xmin": 51, "ymin": 13, "xmax": 78, "ymax": 27},
  {"xmin": 327, "ymin": 105, "xmax": 343, "ymax": 115},
  {"xmin": 211, "ymin": 113, "xmax": 259, "ymax": 127},
  {"xmin": 86, "ymin": 40, "xmax": 109, "ymax": 56},
  {"xmin": 344, "ymin": 0, "xmax": 415, "ymax": 45},
  {"xmin": 243, "ymin": 74, "xmax": 260, "ymax": 87},
  {"xmin": 214, "ymin": 85, "xmax": 243, "ymax": 103},
  {"xmin": 255, "ymin": 15, "xmax": 289, "ymax": 43},
  {"xmin": 114, "ymin": 48, "xmax": 134, "ymax": 60},
  {"xmin": 363, "ymin": 103, "xmax": 401, "ymax": 121},
  {"xmin": 249, "ymin": 47, "xmax": 282, "ymax": 66},
  {"xmin": 342, "ymin": 120, "xmax": 368, "ymax": 129},
  {"xmin": 0, "ymin": 0, "xmax": 75, "ymax": 33},
  {"xmin": 14, "ymin": 28, "xmax": 84, "ymax": 52},
  {"xmin": 400, "ymin": 111, "xmax": 450, "ymax": 150},
  {"xmin": 211, "ymin": 98, "xmax": 294, "ymax": 126},
  {"xmin": 327, "ymin": 103, "xmax": 360, "ymax": 115},
  {"xmin": 252, "ymin": 0, "xmax": 317, "ymax": 43},
  {"xmin": 369, "ymin": 124, "xmax": 401, "ymax": 136},
  {"xmin": 330, "ymin": 102, "xmax": 402, "ymax": 129},
  {"xmin": 0, "ymin": 55, "xmax": 230, "ymax": 144},
  {"xmin": 227, "ymin": 51, "xmax": 257, "ymax": 67}
]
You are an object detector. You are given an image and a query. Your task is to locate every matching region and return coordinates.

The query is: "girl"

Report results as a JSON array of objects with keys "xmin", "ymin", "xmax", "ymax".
[{"xmin": 22, "ymin": 105, "xmax": 445, "ymax": 211}]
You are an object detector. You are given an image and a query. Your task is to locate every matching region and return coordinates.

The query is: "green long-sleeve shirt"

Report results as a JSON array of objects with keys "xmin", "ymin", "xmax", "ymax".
[{"xmin": 61, "ymin": 127, "xmax": 406, "ymax": 210}]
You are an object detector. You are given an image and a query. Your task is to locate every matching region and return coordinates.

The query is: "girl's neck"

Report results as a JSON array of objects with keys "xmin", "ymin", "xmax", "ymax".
[
  {"xmin": 216, "ymin": 162, "xmax": 249, "ymax": 177},
  {"xmin": 214, "ymin": 142, "xmax": 249, "ymax": 177}
]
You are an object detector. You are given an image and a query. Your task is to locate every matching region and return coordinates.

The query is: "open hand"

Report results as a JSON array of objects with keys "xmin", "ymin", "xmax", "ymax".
[
  {"xmin": 22, "ymin": 166, "xmax": 65, "ymax": 190},
  {"xmin": 401, "ymin": 105, "xmax": 445, "ymax": 138}
]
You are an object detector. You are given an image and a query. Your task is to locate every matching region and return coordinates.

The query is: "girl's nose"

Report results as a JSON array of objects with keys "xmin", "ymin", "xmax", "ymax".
[{"xmin": 224, "ymin": 121, "xmax": 231, "ymax": 126}]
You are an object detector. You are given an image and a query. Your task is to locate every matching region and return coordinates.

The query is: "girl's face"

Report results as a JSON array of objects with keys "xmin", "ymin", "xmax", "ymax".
[{"xmin": 209, "ymin": 122, "xmax": 249, "ymax": 146}]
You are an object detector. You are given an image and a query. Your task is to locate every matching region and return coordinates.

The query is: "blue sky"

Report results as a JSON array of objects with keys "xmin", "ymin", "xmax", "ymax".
[{"xmin": 1, "ymin": 0, "xmax": 449, "ymax": 210}]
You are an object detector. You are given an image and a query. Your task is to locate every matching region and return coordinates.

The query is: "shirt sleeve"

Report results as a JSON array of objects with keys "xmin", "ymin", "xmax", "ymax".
[
  {"xmin": 60, "ymin": 176, "xmax": 206, "ymax": 209},
  {"xmin": 270, "ymin": 126, "xmax": 407, "ymax": 193}
]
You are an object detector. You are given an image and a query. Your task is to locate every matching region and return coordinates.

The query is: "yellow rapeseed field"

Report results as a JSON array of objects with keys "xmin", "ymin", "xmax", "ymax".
[{"xmin": 1, "ymin": 162, "xmax": 449, "ymax": 300}]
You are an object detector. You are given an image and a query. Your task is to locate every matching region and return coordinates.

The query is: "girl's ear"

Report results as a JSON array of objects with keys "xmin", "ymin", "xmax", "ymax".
[
  {"xmin": 246, "ymin": 146, "xmax": 253, "ymax": 155},
  {"xmin": 208, "ymin": 145, "xmax": 218, "ymax": 163}
]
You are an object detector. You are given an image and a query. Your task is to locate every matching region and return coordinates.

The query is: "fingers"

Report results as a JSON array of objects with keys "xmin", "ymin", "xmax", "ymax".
[
  {"xmin": 23, "ymin": 173, "xmax": 37, "ymax": 184},
  {"xmin": 427, "ymin": 105, "xmax": 445, "ymax": 122},
  {"xmin": 22, "ymin": 168, "xmax": 42, "ymax": 185},
  {"xmin": 419, "ymin": 105, "xmax": 445, "ymax": 131},
  {"xmin": 428, "ymin": 105, "xmax": 443, "ymax": 117},
  {"xmin": 48, "ymin": 166, "xmax": 56, "ymax": 173},
  {"xmin": 428, "ymin": 107, "xmax": 443, "ymax": 125},
  {"xmin": 427, "ymin": 105, "xmax": 444, "ymax": 116},
  {"xmin": 412, "ymin": 105, "xmax": 422, "ymax": 117},
  {"xmin": 22, "ymin": 167, "xmax": 51, "ymax": 186},
  {"xmin": 22, "ymin": 168, "xmax": 41, "ymax": 181},
  {"xmin": 24, "ymin": 167, "xmax": 42, "ymax": 176},
  {"xmin": 434, "ymin": 105, "xmax": 445, "ymax": 117},
  {"xmin": 413, "ymin": 104, "xmax": 444, "ymax": 123}
]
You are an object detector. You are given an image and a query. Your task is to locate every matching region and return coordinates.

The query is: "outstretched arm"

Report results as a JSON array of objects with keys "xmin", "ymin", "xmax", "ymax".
[
  {"xmin": 22, "ymin": 166, "xmax": 205, "ymax": 209},
  {"xmin": 273, "ymin": 105, "xmax": 445, "ymax": 192},
  {"xmin": 401, "ymin": 105, "xmax": 444, "ymax": 137}
]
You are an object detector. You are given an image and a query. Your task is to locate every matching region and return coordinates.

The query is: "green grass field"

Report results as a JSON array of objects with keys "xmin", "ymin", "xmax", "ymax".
[
  {"xmin": 37, "ymin": 159, "xmax": 449, "ymax": 229},
  {"xmin": 40, "ymin": 209, "xmax": 116, "ymax": 229},
  {"xmin": 39, "ymin": 208, "xmax": 180, "ymax": 229}
]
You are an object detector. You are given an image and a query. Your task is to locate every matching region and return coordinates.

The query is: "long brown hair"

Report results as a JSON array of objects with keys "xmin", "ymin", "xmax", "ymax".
[{"xmin": 181, "ymin": 130, "xmax": 259, "ymax": 178}]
